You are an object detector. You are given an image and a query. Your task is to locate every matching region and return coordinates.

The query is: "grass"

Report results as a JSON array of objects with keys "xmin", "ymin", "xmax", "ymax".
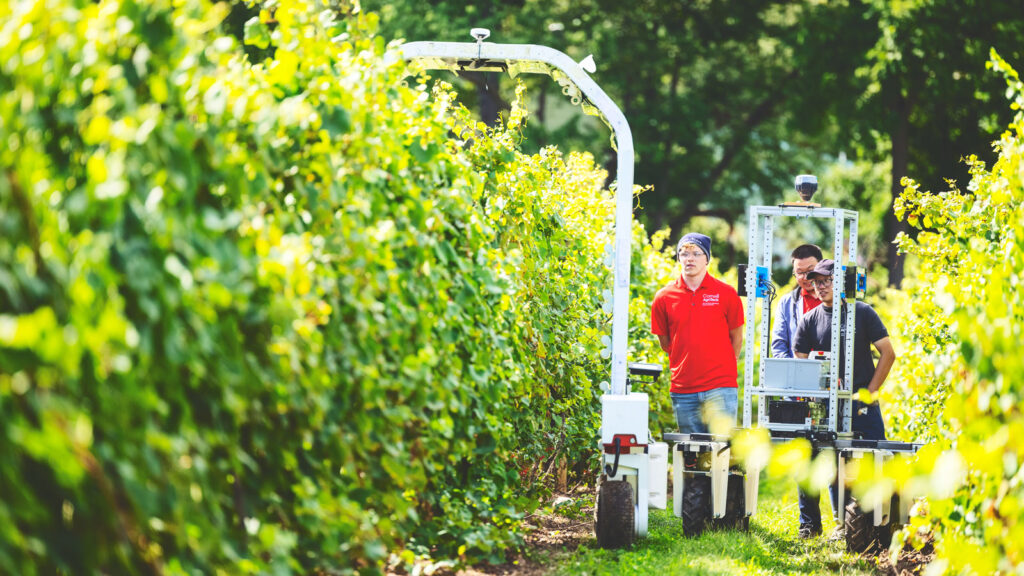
[{"xmin": 546, "ymin": 476, "xmax": 882, "ymax": 576}]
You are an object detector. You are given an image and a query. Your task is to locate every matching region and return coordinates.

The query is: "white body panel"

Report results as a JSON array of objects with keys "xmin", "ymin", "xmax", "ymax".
[
  {"xmin": 762, "ymin": 358, "xmax": 827, "ymax": 391},
  {"xmin": 648, "ymin": 442, "xmax": 668, "ymax": 510},
  {"xmin": 600, "ymin": 393, "xmax": 649, "ymax": 444}
]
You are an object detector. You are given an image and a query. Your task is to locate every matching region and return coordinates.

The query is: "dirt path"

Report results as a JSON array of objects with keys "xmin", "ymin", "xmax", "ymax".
[{"xmin": 456, "ymin": 500, "xmax": 596, "ymax": 576}]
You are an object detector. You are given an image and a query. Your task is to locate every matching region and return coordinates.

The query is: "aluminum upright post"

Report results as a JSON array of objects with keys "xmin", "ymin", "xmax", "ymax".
[
  {"xmin": 828, "ymin": 216, "xmax": 845, "ymax": 432},
  {"xmin": 842, "ymin": 214, "xmax": 859, "ymax": 433},
  {"xmin": 742, "ymin": 206, "xmax": 759, "ymax": 428},
  {"xmin": 758, "ymin": 214, "xmax": 774, "ymax": 425}
]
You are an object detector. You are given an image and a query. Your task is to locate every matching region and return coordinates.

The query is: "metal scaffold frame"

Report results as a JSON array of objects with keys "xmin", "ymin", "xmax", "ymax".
[{"xmin": 741, "ymin": 205, "xmax": 859, "ymax": 436}]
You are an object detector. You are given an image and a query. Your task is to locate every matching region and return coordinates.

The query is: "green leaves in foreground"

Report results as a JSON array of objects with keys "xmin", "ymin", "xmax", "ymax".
[
  {"xmin": 882, "ymin": 50, "xmax": 1024, "ymax": 573},
  {"xmin": 0, "ymin": 0, "xmax": 679, "ymax": 573}
]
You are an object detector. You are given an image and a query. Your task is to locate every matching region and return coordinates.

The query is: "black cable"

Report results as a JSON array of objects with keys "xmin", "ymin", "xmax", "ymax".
[
  {"xmin": 604, "ymin": 437, "xmax": 622, "ymax": 477},
  {"xmin": 763, "ymin": 279, "xmax": 778, "ymax": 357}
]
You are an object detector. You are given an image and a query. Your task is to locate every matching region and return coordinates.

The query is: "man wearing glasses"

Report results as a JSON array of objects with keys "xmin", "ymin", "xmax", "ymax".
[
  {"xmin": 792, "ymin": 259, "xmax": 897, "ymax": 540},
  {"xmin": 771, "ymin": 245, "xmax": 826, "ymax": 538},
  {"xmin": 771, "ymin": 244, "xmax": 824, "ymax": 359},
  {"xmin": 651, "ymin": 233, "xmax": 745, "ymax": 434}
]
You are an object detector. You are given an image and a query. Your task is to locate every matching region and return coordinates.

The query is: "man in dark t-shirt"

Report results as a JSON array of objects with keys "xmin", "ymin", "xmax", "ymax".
[
  {"xmin": 794, "ymin": 298, "xmax": 889, "ymax": 392},
  {"xmin": 791, "ymin": 259, "xmax": 897, "ymax": 540}
]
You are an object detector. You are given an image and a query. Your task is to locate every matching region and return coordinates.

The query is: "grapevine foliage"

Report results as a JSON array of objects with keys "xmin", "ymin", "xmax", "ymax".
[
  {"xmin": 880, "ymin": 50, "xmax": 1024, "ymax": 573},
  {"xmin": 0, "ymin": 0, "xmax": 677, "ymax": 573}
]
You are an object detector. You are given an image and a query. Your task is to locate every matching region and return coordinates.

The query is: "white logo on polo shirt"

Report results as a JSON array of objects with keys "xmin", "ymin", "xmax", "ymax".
[{"xmin": 702, "ymin": 294, "xmax": 720, "ymax": 306}]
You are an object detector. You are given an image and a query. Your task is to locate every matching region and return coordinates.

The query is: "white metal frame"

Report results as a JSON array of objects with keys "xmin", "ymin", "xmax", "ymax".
[
  {"xmin": 741, "ymin": 205, "xmax": 859, "ymax": 435},
  {"xmin": 399, "ymin": 39, "xmax": 635, "ymax": 396},
  {"xmin": 670, "ymin": 435, "xmax": 760, "ymax": 520},
  {"xmin": 400, "ymin": 35, "xmax": 646, "ymax": 536},
  {"xmin": 836, "ymin": 443, "xmax": 914, "ymax": 526}
]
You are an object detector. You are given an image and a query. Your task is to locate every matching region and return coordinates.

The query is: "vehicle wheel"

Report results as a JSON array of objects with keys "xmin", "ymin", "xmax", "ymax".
[
  {"xmin": 594, "ymin": 480, "xmax": 635, "ymax": 549},
  {"xmin": 713, "ymin": 474, "xmax": 748, "ymax": 531},
  {"xmin": 844, "ymin": 499, "xmax": 880, "ymax": 554},
  {"xmin": 682, "ymin": 474, "xmax": 710, "ymax": 537}
]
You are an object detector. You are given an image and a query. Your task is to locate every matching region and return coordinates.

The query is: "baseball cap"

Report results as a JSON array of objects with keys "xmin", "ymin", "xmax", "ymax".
[{"xmin": 804, "ymin": 259, "xmax": 835, "ymax": 280}]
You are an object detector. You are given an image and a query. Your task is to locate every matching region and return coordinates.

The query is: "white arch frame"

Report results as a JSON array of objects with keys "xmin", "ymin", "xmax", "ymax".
[{"xmin": 399, "ymin": 39, "xmax": 635, "ymax": 395}]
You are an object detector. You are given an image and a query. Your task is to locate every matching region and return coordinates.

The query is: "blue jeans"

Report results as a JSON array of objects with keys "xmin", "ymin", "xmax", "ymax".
[
  {"xmin": 798, "ymin": 400, "xmax": 886, "ymax": 531},
  {"xmin": 671, "ymin": 388, "xmax": 738, "ymax": 434}
]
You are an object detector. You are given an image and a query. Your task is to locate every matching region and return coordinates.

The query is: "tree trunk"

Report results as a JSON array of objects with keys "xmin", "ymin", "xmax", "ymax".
[{"xmin": 887, "ymin": 92, "xmax": 910, "ymax": 288}]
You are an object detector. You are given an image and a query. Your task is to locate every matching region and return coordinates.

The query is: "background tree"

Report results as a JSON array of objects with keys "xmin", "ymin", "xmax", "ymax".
[
  {"xmin": 365, "ymin": 0, "xmax": 1024, "ymax": 281},
  {"xmin": 805, "ymin": 0, "xmax": 1024, "ymax": 286}
]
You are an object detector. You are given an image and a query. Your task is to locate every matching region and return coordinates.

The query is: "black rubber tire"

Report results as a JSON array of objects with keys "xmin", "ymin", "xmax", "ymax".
[
  {"xmin": 594, "ymin": 480, "xmax": 635, "ymax": 549},
  {"xmin": 682, "ymin": 474, "xmax": 711, "ymax": 537},
  {"xmin": 846, "ymin": 495, "xmax": 902, "ymax": 553},
  {"xmin": 711, "ymin": 473, "xmax": 748, "ymax": 531},
  {"xmin": 845, "ymin": 499, "xmax": 880, "ymax": 554}
]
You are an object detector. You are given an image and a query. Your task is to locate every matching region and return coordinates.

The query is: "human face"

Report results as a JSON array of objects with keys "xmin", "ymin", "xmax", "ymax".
[
  {"xmin": 678, "ymin": 243, "xmax": 708, "ymax": 280},
  {"xmin": 792, "ymin": 256, "xmax": 819, "ymax": 292},
  {"xmin": 811, "ymin": 275, "xmax": 834, "ymax": 306}
]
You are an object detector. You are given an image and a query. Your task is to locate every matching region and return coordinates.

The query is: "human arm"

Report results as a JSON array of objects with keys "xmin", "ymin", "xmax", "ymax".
[
  {"xmin": 770, "ymin": 293, "xmax": 793, "ymax": 358},
  {"xmin": 730, "ymin": 326, "xmax": 743, "ymax": 361},
  {"xmin": 651, "ymin": 293, "xmax": 670, "ymax": 354},
  {"xmin": 792, "ymin": 313, "xmax": 814, "ymax": 360},
  {"xmin": 866, "ymin": 336, "xmax": 896, "ymax": 394},
  {"xmin": 727, "ymin": 288, "xmax": 745, "ymax": 361},
  {"xmin": 657, "ymin": 333, "xmax": 671, "ymax": 354}
]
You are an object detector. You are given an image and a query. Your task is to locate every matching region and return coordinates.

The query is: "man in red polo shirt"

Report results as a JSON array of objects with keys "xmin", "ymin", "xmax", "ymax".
[{"xmin": 651, "ymin": 233, "xmax": 744, "ymax": 434}]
